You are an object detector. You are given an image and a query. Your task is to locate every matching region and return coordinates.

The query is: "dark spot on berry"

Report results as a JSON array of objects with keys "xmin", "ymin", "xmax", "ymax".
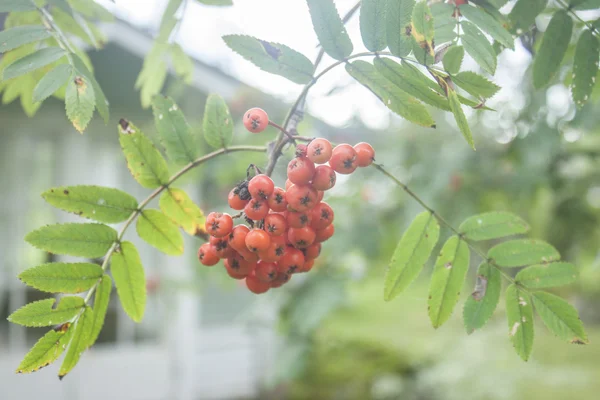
[
  {"xmin": 211, "ymin": 221, "xmax": 220, "ymax": 231},
  {"xmin": 321, "ymin": 210, "xmax": 330, "ymax": 220},
  {"xmin": 297, "ymin": 240, "xmax": 307, "ymax": 247},
  {"xmin": 274, "ymin": 193, "xmax": 283, "ymax": 204},
  {"xmin": 267, "ymin": 224, "xmax": 276, "ymax": 233},
  {"xmin": 343, "ymin": 158, "xmax": 354, "ymax": 169},
  {"xmin": 252, "ymin": 200, "xmax": 263, "ymax": 210},
  {"xmin": 300, "ymin": 195, "xmax": 311, "ymax": 206},
  {"xmin": 275, "ymin": 246, "xmax": 285, "ymax": 256},
  {"xmin": 300, "ymin": 215, "xmax": 309, "ymax": 225},
  {"xmin": 231, "ymin": 259, "xmax": 240, "ymax": 270}
]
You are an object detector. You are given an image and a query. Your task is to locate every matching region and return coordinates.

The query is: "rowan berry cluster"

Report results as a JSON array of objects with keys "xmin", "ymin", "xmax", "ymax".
[{"xmin": 197, "ymin": 108, "xmax": 375, "ymax": 294}]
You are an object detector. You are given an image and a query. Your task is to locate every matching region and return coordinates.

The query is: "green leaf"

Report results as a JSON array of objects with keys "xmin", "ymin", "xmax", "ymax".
[
  {"xmin": 0, "ymin": 0, "xmax": 37, "ymax": 12},
  {"xmin": 448, "ymin": 87, "xmax": 475, "ymax": 150},
  {"xmin": 571, "ymin": 0, "xmax": 600, "ymax": 10},
  {"xmin": 384, "ymin": 211, "xmax": 440, "ymax": 301},
  {"xmin": 118, "ymin": 120, "xmax": 170, "ymax": 189},
  {"xmin": 25, "ymin": 223, "xmax": 117, "ymax": 258},
  {"xmin": 306, "ymin": 0, "xmax": 353, "ymax": 61},
  {"xmin": 2, "ymin": 47, "xmax": 67, "ymax": 81},
  {"xmin": 488, "ymin": 239, "xmax": 560, "ymax": 267},
  {"xmin": 572, "ymin": 30, "xmax": 599, "ymax": 107},
  {"xmin": 463, "ymin": 262, "xmax": 501, "ymax": 334},
  {"xmin": 136, "ymin": 209, "xmax": 184, "ymax": 256},
  {"xmin": 18, "ymin": 263, "xmax": 103, "ymax": 294},
  {"xmin": 42, "ymin": 185, "xmax": 138, "ymax": 223},
  {"xmin": 443, "ymin": 46, "xmax": 464, "ymax": 75},
  {"xmin": 0, "ymin": 26, "xmax": 51, "ymax": 54},
  {"xmin": 111, "ymin": 241, "xmax": 146, "ymax": 322},
  {"xmin": 459, "ymin": 4, "xmax": 514, "ymax": 49},
  {"xmin": 411, "ymin": 0, "xmax": 435, "ymax": 58},
  {"xmin": 428, "ymin": 236, "xmax": 470, "ymax": 328},
  {"xmin": 532, "ymin": 10, "xmax": 573, "ymax": 89},
  {"xmin": 152, "ymin": 96, "xmax": 198, "ymax": 165},
  {"xmin": 461, "ymin": 21, "xmax": 497, "ymax": 75},
  {"xmin": 169, "ymin": 43, "xmax": 194, "ymax": 83},
  {"xmin": 159, "ymin": 188, "xmax": 206, "ymax": 235},
  {"xmin": 202, "ymin": 93, "xmax": 233, "ymax": 149},
  {"xmin": 223, "ymin": 35, "xmax": 314, "ymax": 84},
  {"xmin": 505, "ymin": 284, "xmax": 534, "ymax": 361},
  {"xmin": 8, "ymin": 297, "xmax": 84, "ymax": 327},
  {"xmin": 452, "ymin": 71, "xmax": 501, "ymax": 98},
  {"xmin": 515, "ymin": 262, "xmax": 578, "ymax": 289},
  {"xmin": 33, "ymin": 64, "xmax": 73, "ymax": 103},
  {"xmin": 16, "ymin": 327, "xmax": 72, "ymax": 373},
  {"xmin": 374, "ymin": 57, "xmax": 450, "ymax": 111},
  {"xmin": 458, "ymin": 211, "xmax": 530, "ymax": 241},
  {"xmin": 431, "ymin": 3, "xmax": 457, "ymax": 45},
  {"xmin": 89, "ymin": 274, "xmax": 111, "ymax": 347},
  {"xmin": 346, "ymin": 61, "xmax": 436, "ymax": 128},
  {"xmin": 65, "ymin": 73, "xmax": 95, "ymax": 133},
  {"xmin": 532, "ymin": 291, "xmax": 588, "ymax": 344},
  {"xmin": 59, "ymin": 306, "xmax": 93, "ymax": 378},
  {"xmin": 72, "ymin": 54, "xmax": 109, "ymax": 124},
  {"xmin": 509, "ymin": 0, "xmax": 548, "ymax": 33},
  {"xmin": 135, "ymin": 43, "xmax": 168, "ymax": 109},
  {"xmin": 360, "ymin": 0, "xmax": 387, "ymax": 52},
  {"xmin": 386, "ymin": 0, "xmax": 415, "ymax": 57}
]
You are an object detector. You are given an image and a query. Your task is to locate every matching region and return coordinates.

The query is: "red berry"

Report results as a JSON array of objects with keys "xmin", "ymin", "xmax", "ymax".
[
  {"xmin": 310, "ymin": 202, "xmax": 334, "ymax": 230},
  {"xmin": 243, "ymin": 108, "xmax": 269, "ymax": 133},
  {"xmin": 270, "ymin": 272, "xmax": 291, "ymax": 288},
  {"xmin": 267, "ymin": 187, "xmax": 288, "ymax": 212},
  {"xmin": 226, "ymin": 267, "xmax": 247, "ymax": 280},
  {"xmin": 238, "ymin": 247, "xmax": 259, "ymax": 263},
  {"xmin": 329, "ymin": 144, "xmax": 358, "ymax": 175},
  {"xmin": 244, "ymin": 198, "xmax": 269, "ymax": 220},
  {"xmin": 295, "ymin": 144, "xmax": 308, "ymax": 157},
  {"xmin": 285, "ymin": 184, "xmax": 319, "ymax": 212},
  {"xmin": 315, "ymin": 224, "xmax": 335, "ymax": 243},
  {"xmin": 311, "ymin": 165, "xmax": 336, "ymax": 191},
  {"xmin": 287, "ymin": 157, "xmax": 315, "ymax": 185},
  {"xmin": 254, "ymin": 261, "xmax": 278, "ymax": 283},
  {"xmin": 245, "ymin": 229, "xmax": 271, "ymax": 252},
  {"xmin": 299, "ymin": 259, "xmax": 315, "ymax": 273},
  {"xmin": 205, "ymin": 212, "xmax": 234, "ymax": 238},
  {"xmin": 209, "ymin": 235, "xmax": 234, "ymax": 259},
  {"xmin": 288, "ymin": 226, "xmax": 316, "ymax": 249},
  {"xmin": 354, "ymin": 142, "xmax": 375, "ymax": 167},
  {"xmin": 264, "ymin": 213, "xmax": 287, "ymax": 236},
  {"xmin": 257, "ymin": 235, "xmax": 286, "ymax": 262},
  {"xmin": 225, "ymin": 253, "xmax": 254, "ymax": 275},
  {"xmin": 248, "ymin": 174, "xmax": 275, "ymax": 199},
  {"xmin": 228, "ymin": 188, "xmax": 249, "ymax": 210},
  {"xmin": 277, "ymin": 247, "xmax": 305, "ymax": 275},
  {"xmin": 317, "ymin": 190, "xmax": 324, "ymax": 203},
  {"xmin": 286, "ymin": 210, "xmax": 312, "ymax": 229},
  {"xmin": 197, "ymin": 243, "xmax": 219, "ymax": 266},
  {"xmin": 307, "ymin": 138, "xmax": 333, "ymax": 164},
  {"xmin": 285, "ymin": 179, "xmax": 293, "ymax": 191},
  {"xmin": 228, "ymin": 225, "xmax": 250, "ymax": 253},
  {"xmin": 245, "ymin": 275, "xmax": 271, "ymax": 294},
  {"xmin": 303, "ymin": 243, "xmax": 321, "ymax": 261}
]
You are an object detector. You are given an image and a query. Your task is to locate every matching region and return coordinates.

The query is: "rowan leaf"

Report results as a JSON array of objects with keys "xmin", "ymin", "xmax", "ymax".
[
  {"xmin": 448, "ymin": 87, "xmax": 475, "ymax": 150},
  {"xmin": 65, "ymin": 73, "xmax": 95, "ymax": 133},
  {"xmin": 306, "ymin": 0, "xmax": 353, "ymax": 61},
  {"xmin": 25, "ymin": 223, "xmax": 117, "ymax": 258},
  {"xmin": 459, "ymin": 4, "xmax": 514, "ymax": 49},
  {"xmin": 360, "ymin": 0, "xmax": 387, "ymax": 52},
  {"xmin": 461, "ymin": 21, "xmax": 497, "ymax": 75},
  {"xmin": 506, "ymin": 284, "xmax": 534, "ymax": 361},
  {"xmin": 159, "ymin": 188, "xmax": 206, "ymax": 235},
  {"xmin": 452, "ymin": 71, "xmax": 501, "ymax": 99},
  {"xmin": 59, "ymin": 306, "xmax": 93, "ymax": 378},
  {"xmin": 2, "ymin": 47, "xmax": 67, "ymax": 81},
  {"xmin": 428, "ymin": 236, "xmax": 471, "ymax": 328},
  {"xmin": 111, "ymin": 241, "xmax": 146, "ymax": 322},
  {"xmin": 42, "ymin": 185, "xmax": 138, "ymax": 223},
  {"xmin": 463, "ymin": 262, "xmax": 501, "ymax": 334},
  {"xmin": 18, "ymin": 263, "xmax": 103, "ymax": 294},
  {"xmin": 89, "ymin": 274, "xmax": 111, "ymax": 346},
  {"xmin": 532, "ymin": 10, "xmax": 573, "ymax": 89},
  {"xmin": 152, "ymin": 96, "xmax": 198, "ymax": 165},
  {"xmin": 33, "ymin": 64, "xmax": 73, "ymax": 103},
  {"xmin": 119, "ymin": 120, "xmax": 170, "ymax": 188},
  {"xmin": 458, "ymin": 211, "xmax": 529, "ymax": 241},
  {"xmin": 223, "ymin": 35, "xmax": 314, "ymax": 84},
  {"xmin": 0, "ymin": 26, "xmax": 51, "ymax": 53},
  {"xmin": 8, "ymin": 297, "xmax": 84, "ymax": 328},
  {"xmin": 488, "ymin": 239, "xmax": 560, "ymax": 267},
  {"xmin": 386, "ymin": 0, "xmax": 415, "ymax": 57},
  {"xmin": 72, "ymin": 54, "xmax": 109, "ymax": 124},
  {"xmin": 509, "ymin": 0, "xmax": 548, "ymax": 33},
  {"xmin": 443, "ymin": 46, "xmax": 464, "ymax": 75},
  {"xmin": 515, "ymin": 262, "xmax": 578, "ymax": 289},
  {"xmin": 16, "ymin": 328, "xmax": 73, "ymax": 374},
  {"xmin": 532, "ymin": 291, "xmax": 588, "ymax": 344},
  {"xmin": 136, "ymin": 209, "xmax": 184, "ymax": 256},
  {"xmin": 202, "ymin": 93, "xmax": 233, "ymax": 149},
  {"xmin": 571, "ymin": 30, "xmax": 599, "ymax": 107},
  {"xmin": 384, "ymin": 211, "xmax": 440, "ymax": 301}
]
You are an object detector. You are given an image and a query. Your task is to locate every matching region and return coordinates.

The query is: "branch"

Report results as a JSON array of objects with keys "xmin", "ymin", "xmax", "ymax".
[
  {"xmin": 81, "ymin": 145, "xmax": 267, "ymax": 307},
  {"xmin": 372, "ymin": 163, "xmax": 518, "ymax": 285},
  {"xmin": 36, "ymin": 5, "xmax": 76, "ymax": 57},
  {"xmin": 555, "ymin": 0, "xmax": 599, "ymax": 37}
]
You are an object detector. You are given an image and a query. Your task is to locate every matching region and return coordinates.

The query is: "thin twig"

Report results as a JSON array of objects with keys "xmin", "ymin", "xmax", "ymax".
[
  {"xmin": 372, "ymin": 163, "xmax": 517, "ymax": 285},
  {"xmin": 555, "ymin": 0, "xmax": 598, "ymax": 37}
]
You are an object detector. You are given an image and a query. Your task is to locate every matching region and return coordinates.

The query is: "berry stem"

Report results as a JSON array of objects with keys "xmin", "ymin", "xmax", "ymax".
[
  {"xmin": 77, "ymin": 145, "xmax": 267, "ymax": 313},
  {"xmin": 268, "ymin": 120, "xmax": 297, "ymax": 144},
  {"xmin": 372, "ymin": 163, "xmax": 517, "ymax": 286}
]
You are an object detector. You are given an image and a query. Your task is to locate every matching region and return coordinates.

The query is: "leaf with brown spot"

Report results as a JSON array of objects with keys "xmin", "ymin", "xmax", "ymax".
[{"xmin": 65, "ymin": 74, "xmax": 95, "ymax": 133}]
